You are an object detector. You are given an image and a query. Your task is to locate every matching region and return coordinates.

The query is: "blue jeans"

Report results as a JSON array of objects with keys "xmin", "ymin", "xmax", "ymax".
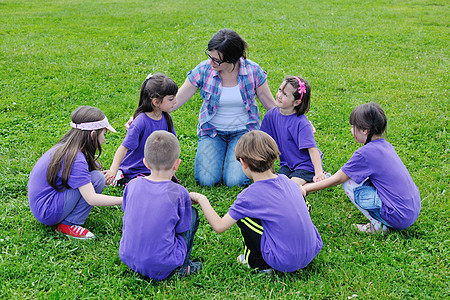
[
  {"xmin": 59, "ymin": 170, "xmax": 105, "ymax": 226},
  {"xmin": 354, "ymin": 180, "xmax": 390, "ymax": 227},
  {"xmin": 194, "ymin": 129, "xmax": 251, "ymax": 187},
  {"xmin": 178, "ymin": 207, "xmax": 199, "ymax": 267}
]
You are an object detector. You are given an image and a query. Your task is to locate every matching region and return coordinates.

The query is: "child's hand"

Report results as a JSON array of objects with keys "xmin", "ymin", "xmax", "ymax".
[
  {"xmin": 313, "ymin": 172, "xmax": 327, "ymax": 182},
  {"xmin": 124, "ymin": 116, "xmax": 134, "ymax": 130},
  {"xmin": 104, "ymin": 169, "xmax": 118, "ymax": 185},
  {"xmin": 189, "ymin": 192, "xmax": 207, "ymax": 205},
  {"xmin": 299, "ymin": 184, "xmax": 307, "ymax": 196},
  {"xmin": 309, "ymin": 121, "xmax": 316, "ymax": 134}
]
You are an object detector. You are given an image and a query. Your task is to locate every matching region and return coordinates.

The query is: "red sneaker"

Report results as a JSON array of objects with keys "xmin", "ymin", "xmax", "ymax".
[{"xmin": 56, "ymin": 223, "xmax": 95, "ymax": 239}]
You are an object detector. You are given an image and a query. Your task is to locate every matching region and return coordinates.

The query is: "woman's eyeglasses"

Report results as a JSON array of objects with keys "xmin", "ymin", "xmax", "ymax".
[{"xmin": 205, "ymin": 50, "xmax": 224, "ymax": 66}]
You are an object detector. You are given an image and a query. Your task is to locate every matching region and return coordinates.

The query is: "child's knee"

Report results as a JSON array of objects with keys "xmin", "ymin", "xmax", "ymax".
[
  {"xmin": 342, "ymin": 179, "xmax": 356, "ymax": 193},
  {"xmin": 90, "ymin": 170, "xmax": 106, "ymax": 193},
  {"xmin": 195, "ymin": 172, "xmax": 221, "ymax": 186},
  {"xmin": 223, "ymin": 173, "xmax": 250, "ymax": 187}
]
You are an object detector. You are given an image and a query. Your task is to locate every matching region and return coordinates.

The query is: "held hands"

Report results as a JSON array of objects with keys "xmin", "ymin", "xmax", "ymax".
[
  {"xmin": 189, "ymin": 192, "xmax": 208, "ymax": 205},
  {"xmin": 299, "ymin": 184, "xmax": 307, "ymax": 197},
  {"xmin": 313, "ymin": 172, "xmax": 327, "ymax": 183},
  {"xmin": 104, "ymin": 169, "xmax": 118, "ymax": 186}
]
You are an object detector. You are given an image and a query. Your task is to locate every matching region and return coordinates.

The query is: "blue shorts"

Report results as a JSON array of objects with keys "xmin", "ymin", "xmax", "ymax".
[
  {"xmin": 278, "ymin": 166, "xmax": 315, "ymax": 182},
  {"xmin": 354, "ymin": 180, "xmax": 391, "ymax": 227}
]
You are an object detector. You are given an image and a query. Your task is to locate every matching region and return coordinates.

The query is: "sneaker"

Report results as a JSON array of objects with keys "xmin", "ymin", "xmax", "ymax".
[
  {"xmin": 56, "ymin": 223, "xmax": 95, "ymax": 240},
  {"xmin": 260, "ymin": 268, "xmax": 274, "ymax": 276},
  {"xmin": 237, "ymin": 254, "xmax": 249, "ymax": 268},
  {"xmin": 111, "ymin": 170, "xmax": 124, "ymax": 187},
  {"xmin": 352, "ymin": 222, "xmax": 388, "ymax": 235},
  {"xmin": 177, "ymin": 260, "xmax": 202, "ymax": 277}
]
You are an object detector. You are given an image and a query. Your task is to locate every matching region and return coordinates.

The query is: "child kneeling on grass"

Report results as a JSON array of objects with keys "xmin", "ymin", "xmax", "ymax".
[
  {"xmin": 190, "ymin": 130, "xmax": 323, "ymax": 274},
  {"xmin": 301, "ymin": 103, "xmax": 421, "ymax": 234},
  {"xmin": 119, "ymin": 131, "xmax": 201, "ymax": 281},
  {"xmin": 28, "ymin": 106, "xmax": 122, "ymax": 240}
]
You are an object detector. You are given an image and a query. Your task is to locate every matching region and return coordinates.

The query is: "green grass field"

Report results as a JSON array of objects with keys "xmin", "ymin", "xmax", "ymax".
[{"xmin": 1, "ymin": 0, "xmax": 449, "ymax": 299}]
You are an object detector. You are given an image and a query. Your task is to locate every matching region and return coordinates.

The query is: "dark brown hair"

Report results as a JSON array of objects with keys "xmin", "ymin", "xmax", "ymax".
[
  {"xmin": 207, "ymin": 29, "xmax": 248, "ymax": 65},
  {"xmin": 235, "ymin": 130, "xmax": 280, "ymax": 173},
  {"xmin": 349, "ymin": 102, "xmax": 387, "ymax": 144},
  {"xmin": 134, "ymin": 73, "xmax": 178, "ymax": 133},
  {"xmin": 284, "ymin": 76, "xmax": 312, "ymax": 116},
  {"xmin": 47, "ymin": 106, "xmax": 105, "ymax": 191}
]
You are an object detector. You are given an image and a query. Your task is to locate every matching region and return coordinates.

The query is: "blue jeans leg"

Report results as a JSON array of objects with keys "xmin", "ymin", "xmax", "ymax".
[
  {"xmin": 195, "ymin": 130, "xmax": 250, "ymax": 187},
  {"xmin": 179, "ymin": 207, "xmax": 199, "ymax": 266},
  {"xmin": 223, "ymin": 130, "xmax": 251, "ymax": 187},
  {"xmin": 60, "ymin": 170, "xmax": 105, "ymax": 226},
  {"xmin": 195, "ymin": 134, "xmax": 227, "ymax": 186}
]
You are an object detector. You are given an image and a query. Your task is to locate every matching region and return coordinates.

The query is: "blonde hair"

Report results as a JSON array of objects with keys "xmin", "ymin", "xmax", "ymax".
[
  {"xmin": 144, "ymin": 131, "xmax": 180, "ymax": 171},
  {"xmin": 235, "ymin": 130, "xmax": 280, "ymax": 172}
]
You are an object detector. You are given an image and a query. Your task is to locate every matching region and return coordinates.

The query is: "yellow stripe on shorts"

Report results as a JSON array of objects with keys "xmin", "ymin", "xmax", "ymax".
[{"xmin": 241, "ymin": 217, "xmax": 263, "ymax": 235}]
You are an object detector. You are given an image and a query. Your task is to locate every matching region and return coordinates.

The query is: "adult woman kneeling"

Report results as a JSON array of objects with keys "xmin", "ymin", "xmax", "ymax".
[{"xmin": 174, "ymin": 29, "xmax": 275, "ymax": 187}]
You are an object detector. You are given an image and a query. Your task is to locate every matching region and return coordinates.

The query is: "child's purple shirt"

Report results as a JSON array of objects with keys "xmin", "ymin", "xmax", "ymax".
[
  {"xmin": 228, "ymin": 174, "xmax": 323, "ymax": 272},
  {"xmin": 261, "ymin": 107, "xmax": 320, "ymax": 173},
  {"xmin": 120, "ymin": 113, "xmax": 176, "ymax": 178},
  {"xmin": 119, "ymin": 177, "xmax": 191, "ymax": 281},
  {"xmin": 28, "ymin": 146, "xmax": 91, "ymax": 225},
  {"xmin": 341, "ymin": 139, "xmax": 421, "ymax": 230}
]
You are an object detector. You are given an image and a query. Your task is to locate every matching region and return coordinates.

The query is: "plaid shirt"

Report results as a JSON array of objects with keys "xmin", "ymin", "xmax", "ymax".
[{"xmin": 187, "ymin": 57, "xmax": 268, "ymax": 137}]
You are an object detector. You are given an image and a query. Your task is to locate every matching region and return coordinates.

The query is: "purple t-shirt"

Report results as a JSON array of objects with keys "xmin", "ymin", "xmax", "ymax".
[
  {"xmin": 261, "ymin": 107, "xmax": 321, "ymax": 173},
  {"xmin": 228, "ymin": 174, "xmax": 322, "ymax": 272},
  {"xmin": 119, "ymin": 177, "xmax": 191, "ymax": 281},
  {"xmin": 28, "ymin": 146, "xmax": 91, "ymax": 226},
  {"xmin": 120, "ymin": 113, "xmax": 176, "ymax": 179},
  {"xmin": 341, "ymin": 139, "xmax": 421, "ymax": 230}
]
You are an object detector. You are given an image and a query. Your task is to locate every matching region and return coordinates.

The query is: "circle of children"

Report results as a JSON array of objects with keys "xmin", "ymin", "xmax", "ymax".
[{"xmin": 28, "ymin": 29, "xmax": 421, "ymax": 281}]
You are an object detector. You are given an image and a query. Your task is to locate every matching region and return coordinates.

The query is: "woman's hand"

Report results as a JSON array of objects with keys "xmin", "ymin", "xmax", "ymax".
[
  {"xmin": 170, "ymin": 78, "xmax": 198, "ymax": 112},
  {"xmin": 124, "ymin": 117, "xmax": 134, "ymax": 130}
]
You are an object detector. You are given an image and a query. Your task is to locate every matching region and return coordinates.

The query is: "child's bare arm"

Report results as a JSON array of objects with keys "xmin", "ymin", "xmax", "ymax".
[
  {"xmin": 105, "ymin": 145, "xmax": 128, "ymax": 185},
  {"xmin": 79, "ymin": 183, "xmax": 122, "ymax": 206},
  {"xmin": 189, "ymin": 192, "xmax": 236, "ymax": 234},
  {"xmin": 308, "ymin": 147, "xmax": 326, "ymax": 182},
  {"xmin": 303, "ymin": 169, "xmax": 349, "ymax": 195}
]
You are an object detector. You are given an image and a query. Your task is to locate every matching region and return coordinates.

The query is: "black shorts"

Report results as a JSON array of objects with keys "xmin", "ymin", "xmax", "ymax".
[{"xmin": 278, "ymin": 166, "xmax": 315, "ymax": 182}]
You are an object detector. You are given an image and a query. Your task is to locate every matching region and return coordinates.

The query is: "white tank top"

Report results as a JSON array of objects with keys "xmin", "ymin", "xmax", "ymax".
[{"xmin": 210, "ymin": 85, "xmax": 248, "ymax": 131}]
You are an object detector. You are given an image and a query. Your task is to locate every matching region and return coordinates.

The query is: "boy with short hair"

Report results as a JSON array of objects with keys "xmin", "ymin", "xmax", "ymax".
[
  {"xmin": 119, "ymin": 130, "xmax": 201, "ymax": 281},
  {"xmin": 190, "ymin": 130, "xmax": 323, "ymax": 273}
]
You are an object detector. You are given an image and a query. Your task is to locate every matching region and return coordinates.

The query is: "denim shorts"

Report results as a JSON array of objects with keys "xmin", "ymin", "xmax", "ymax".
[
  {"xmin": 278, "ymin": 166, "xmax": 315, "ymax": 183},
  {"xmin": 354, "ymin": 180, "xmax": 390, "ymax": 226}
]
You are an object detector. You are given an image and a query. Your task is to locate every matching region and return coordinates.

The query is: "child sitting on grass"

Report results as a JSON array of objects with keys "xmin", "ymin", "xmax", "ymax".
[
  {"xmin": 261, "ymin": 76, "xmax": 327, "ymax": 186},
  {"xmin": 190, "ymin": 130, "xmax": 322, "ymax": 274},
  {"xmin": 301, "ymin": 103, "xmax": 421, "ymax": 234},
  {"xmin": 105, "ymin": 73, "xmax": 178, "ymax": 186},
  {"xmin": 119, "ymin": 131, "xmax": 201, "ymax": 281}
]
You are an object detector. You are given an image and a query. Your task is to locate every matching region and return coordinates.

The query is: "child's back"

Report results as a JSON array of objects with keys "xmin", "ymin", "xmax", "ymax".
[
  {"xmin": 341, "ymin": 138, "xmax": 421, "ymax": 229},
  {"xmin": 228, "ymin": 174, "xmax": 322, "ymax": 272},
  {"xmin": 119, "ymin": 177, "xmax": 191, "ymax": 280}
]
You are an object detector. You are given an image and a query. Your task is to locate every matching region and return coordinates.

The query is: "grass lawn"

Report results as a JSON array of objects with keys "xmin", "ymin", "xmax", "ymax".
[{"xmin": 1, "ymin": 0, "xmax": 449, "ymax": 298}]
